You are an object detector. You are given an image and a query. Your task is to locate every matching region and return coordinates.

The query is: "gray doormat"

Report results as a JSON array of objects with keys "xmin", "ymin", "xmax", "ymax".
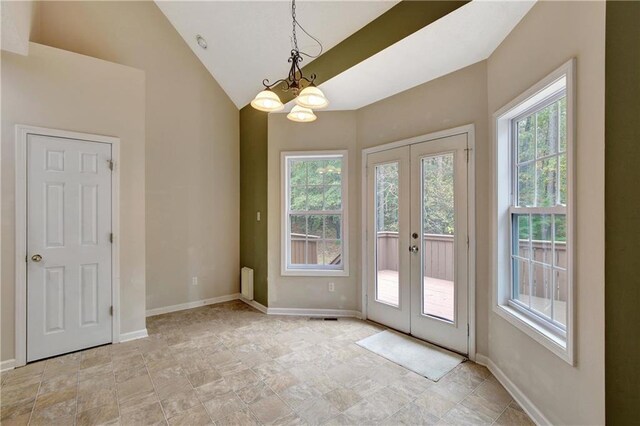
[{"xmin": 356, "ymin": 330, "xmax": 464, "ymax": 381}]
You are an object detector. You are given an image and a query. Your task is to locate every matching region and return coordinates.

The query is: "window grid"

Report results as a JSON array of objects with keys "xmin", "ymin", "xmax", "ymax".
[
  {"xmin": 286, "ymin": 156, "xmax": 345, "ymax": 271},
  {"xmin": 510, "ymin": 92, "xmax": 568, "ymax": 335}
]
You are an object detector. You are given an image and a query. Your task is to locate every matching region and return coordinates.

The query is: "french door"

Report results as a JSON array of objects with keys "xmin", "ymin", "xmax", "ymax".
[{"xmin": 366, "ymin": 133, "xmax": 469, "ymax": 354}]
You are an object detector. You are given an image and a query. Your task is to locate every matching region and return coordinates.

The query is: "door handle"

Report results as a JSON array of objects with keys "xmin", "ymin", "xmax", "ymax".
[
  {"xmin": 31, "ymin": 254, "xmax": 43, "ymax": 262},
  {"xmin": 409, "ymin": 245, "xmax": 419, "ymax": 253}
]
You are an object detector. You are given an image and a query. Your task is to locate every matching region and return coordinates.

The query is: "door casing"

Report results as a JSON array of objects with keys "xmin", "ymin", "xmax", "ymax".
[
  {"xmin": 361, "ymin": 124, "xmax": 476, "ymax": 361},
  {"xmin": 14, "ymin": 125, "xmax": 121, "ymax": 367}
]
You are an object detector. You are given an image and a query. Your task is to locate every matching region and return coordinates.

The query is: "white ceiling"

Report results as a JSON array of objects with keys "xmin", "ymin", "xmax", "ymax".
[
  {"xmin": 156, "ymin": 0, "xmax": 399, "ymax": 108},
  {"xmin": 284, "ymin": 0, "xmax": 536, "ymax": 111}
]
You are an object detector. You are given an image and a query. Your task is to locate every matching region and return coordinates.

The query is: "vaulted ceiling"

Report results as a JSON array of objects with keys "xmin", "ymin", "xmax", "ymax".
[
  {"xmin": 158, "ymin": 0, "xmax": 535, "ymax": 111},
  {"xmin": 156, "ymin": 1, "xmax": 399, "ymax": 108}
]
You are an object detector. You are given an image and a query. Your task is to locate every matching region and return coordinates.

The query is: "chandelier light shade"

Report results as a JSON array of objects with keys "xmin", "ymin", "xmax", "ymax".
[
  {"xmin": 295, "ymin": 85, "xmax": 329, "ymax": 109},
  {"xmin": 250, "ymin": 89, "xmax": 284, "ymax": 112},
  {"xmin": 287, "ymin": 105, "xmax": 317, "ymax": 123},
  {"xmin": 250, "ymin": 0, "xmax": 328, "ymax": 123}
]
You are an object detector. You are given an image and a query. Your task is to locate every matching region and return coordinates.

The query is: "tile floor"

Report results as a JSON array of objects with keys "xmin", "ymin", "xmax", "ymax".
[{"xmin": 1, "ymin": 300, "xmax": 534, "ymax": 425}]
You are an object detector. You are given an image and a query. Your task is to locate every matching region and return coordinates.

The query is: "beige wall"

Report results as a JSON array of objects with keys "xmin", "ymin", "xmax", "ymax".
[
  {"xmin": 486, "ymin": 2, "xmax": 605, "ymax": 424},
  {"xmin": 356, "ymin": 61, "xmax": 490, "ymax": 354},
  {"xmin": 32, "ymin": 1, "xmax": 240, "ymax": 311},
  {"xmin": 267, "ymin": 62, "xmax": 488, "ymax": 345},
  {"xmin": 266, "ymin": 3, "xmax": 605, "ymax": 422},
  {"xmin": 268, "ymin": 112, "xmax": 359, "ymax": 310},
  {"xmin": 0, "ymin": 0, "xmax": 38, "ymax": 55},
  {"xmin": 1, "ymin": 43, "xmax": 146, "ymax": 361}
]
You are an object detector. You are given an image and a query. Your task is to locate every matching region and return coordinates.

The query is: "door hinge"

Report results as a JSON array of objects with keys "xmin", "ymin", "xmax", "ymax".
[
  {"xmin": 109, "ymin": 233, "xmax": 113, "ymax": 243},
  {"xmin": 467, "ymin": 324, "xmax": 470, "ymax": 336},
  {"xmin": 465, "ymin": 148, "xmax": 471, "ymax": 163},
  {"xmin": 109, "ymin": 306, "xmax": 114, "ymax": 316},
  {"xmin": 108, "ymin": 159, "xmax": 114, "ymax": 171}
]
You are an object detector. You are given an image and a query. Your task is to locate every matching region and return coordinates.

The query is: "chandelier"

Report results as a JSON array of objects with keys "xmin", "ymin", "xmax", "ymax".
[{"xmin": 250, "ymin": 0, "xmax": 329, "ymax": 122}]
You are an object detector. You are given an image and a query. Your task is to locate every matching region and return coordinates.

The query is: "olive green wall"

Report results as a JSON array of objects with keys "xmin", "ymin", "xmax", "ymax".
[
  {"xmin": 605, "ymin": 1, "xmax": 640, "ymax": 423},
  {"xmin": 239, "ymin": 0, "xmax": 468, "ymax": 306}
]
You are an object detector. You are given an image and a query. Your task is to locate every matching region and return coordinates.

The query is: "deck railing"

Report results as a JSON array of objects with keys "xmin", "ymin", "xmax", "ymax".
[{"xmin": 376, "ymin": 231, "xmax": 454, "ymax": 280}]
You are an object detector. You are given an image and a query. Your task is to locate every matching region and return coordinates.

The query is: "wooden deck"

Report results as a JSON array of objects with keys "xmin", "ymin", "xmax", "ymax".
[
  {"xmin": 376, "ymin": 269, "xmax": 454, "ymax": 322},
  {"xmin": 375, "ymin": 271, "xmax": 567, "ymax": 327}
]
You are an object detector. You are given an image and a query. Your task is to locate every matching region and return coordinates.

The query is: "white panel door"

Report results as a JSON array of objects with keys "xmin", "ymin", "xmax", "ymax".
[
  {"xmin": 27, "ymin": 134, "xmax": 112, "ymax": 362},
  {"xmin": 409, "ymin": 134, "xmax": 469, "ymax": 354}
]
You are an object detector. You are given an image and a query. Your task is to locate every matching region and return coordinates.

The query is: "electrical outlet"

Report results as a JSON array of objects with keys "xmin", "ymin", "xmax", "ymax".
[
  {"xmin": 328, "ymin": 282, "xmax": 335, "ymax": 292},
  {"xmin": 192, "ymin": 276, "xmax": 198, "ymax": 286}
]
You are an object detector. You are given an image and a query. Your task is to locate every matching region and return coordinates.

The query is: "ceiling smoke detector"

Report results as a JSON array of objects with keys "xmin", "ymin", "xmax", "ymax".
[{"xmin": 196, "ymin": 34, "xmax": 208, "ymax": 49}]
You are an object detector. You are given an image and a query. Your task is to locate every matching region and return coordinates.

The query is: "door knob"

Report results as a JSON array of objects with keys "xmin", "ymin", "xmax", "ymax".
[
  {"xmin": 31, "ymin": 254, "xmax": 43, "ymax": 262},
  {"xmin": 409, "ymin": 245, "xmax": 419, "ymax": 253}
]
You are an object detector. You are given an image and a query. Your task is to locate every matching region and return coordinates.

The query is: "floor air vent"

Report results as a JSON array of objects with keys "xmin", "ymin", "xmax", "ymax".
[{"xmin": 309, "ymin": 317, "xmax": 338, "ymax": 321}]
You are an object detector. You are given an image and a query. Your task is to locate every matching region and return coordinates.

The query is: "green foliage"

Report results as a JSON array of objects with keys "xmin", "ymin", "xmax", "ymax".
[
  {"xmin": 375, "ymin": 163, "xmax": 399, "ymax": 232},
  {"xmin": 289, "ymin": 158, "xmax": 343, "ymax": 264},
  {"xmin": 374, "ymin": 156, "xmax": 455, "ymax": 235},
  {"xmin": 515, "ymin": 96, "xmax": 568, "ymax": 242},
  {"xmin": 289, "ymin": 159, "xmax": 342, "ymax": 213},
  {"xmin": 423, "ymin": 154, "xmax": 454, "ymax": 235},
  {"xmin": 516, "ymin": 213, "xmax": 566, "ymax": 242}
]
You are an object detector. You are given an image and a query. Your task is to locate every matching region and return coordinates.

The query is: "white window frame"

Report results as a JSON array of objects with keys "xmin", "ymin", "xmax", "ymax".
[
  {"xmin": 493, "ymin": 59, "xmax": 576, "ymax": 365},
  {"xmin": 281, "ymin": 151, "xmax": 349, "ymax": 277}
]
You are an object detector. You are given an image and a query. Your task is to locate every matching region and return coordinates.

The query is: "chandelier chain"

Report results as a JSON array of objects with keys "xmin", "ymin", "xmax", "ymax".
[{"xmin": 292, "ymin": 0, "xmax": 298, "ymax": 52}]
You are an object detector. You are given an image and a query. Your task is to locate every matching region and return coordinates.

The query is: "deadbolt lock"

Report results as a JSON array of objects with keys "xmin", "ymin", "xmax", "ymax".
[{"xmin": 412, "ymin": 232, "xmax": 419, "ymax": 239}]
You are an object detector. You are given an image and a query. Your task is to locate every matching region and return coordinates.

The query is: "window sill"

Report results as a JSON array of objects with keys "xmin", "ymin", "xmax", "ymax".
[
  {"xmin": 493, "ymin": 303, "xmax": 574, "ymax": 365},
  {"xmin": 281, "ymin": 269, "xmax": 349, "ymax": 277}
]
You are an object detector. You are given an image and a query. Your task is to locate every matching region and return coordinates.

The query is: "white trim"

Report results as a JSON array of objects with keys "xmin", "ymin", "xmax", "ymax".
[
  {"xmin": 146, "ymin": 293, "xmax": 241, "ymax": 317},
  {"xmin": 360, "ymin": 124, "xmax": 477, "ymax": 361},
  {"xmin": 118, "ymin": 329, "xmax": 148, "ymax": 343},
  {"xmin": 475, "ymin": 354, "xmax": 551, "ymax": 426},
  {"xmin": 492, "ymin": 58, "xmax": 576, "ymax": 365},
  {"xmin": 361, "ymin": 124, "xmax": 475, "ymax": 156},
  {"xmin": 238, "ymin": 298, "xmax": 360, "ymax": 318},
  {"xmin": 280, "ymin": 150, "xmax": 349, "ymax": 277},
  {"xmin": 241, "ymin": 297, "xmax": 268, "ymax": 314},
  {"xmin": 0, "ymin": 359, "xmax": 16, "ymax": 372},
  {"xmin": 14, "ymin": 125, "xmax": 121, "ymax": 367},
  {"xmin": 266, "ymin": 307, "xmax": 361, "ymax": 318}
]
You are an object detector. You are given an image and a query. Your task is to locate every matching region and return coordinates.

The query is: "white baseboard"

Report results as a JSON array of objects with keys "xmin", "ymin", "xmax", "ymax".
[
  {"xmin": 240, "ymin": 297, "xmax": 268, "ymax": 314},
  {"xmin": 1, "ymin": 359, "xmax": 16, "ymax": 372},
  {"xmin": 237, "ymin": 298, "xmax": 361, "ymax": 319},
  {"xmin": 267, "ymin": 307, "xmax": 361, "ymax": 318},
  {"xmin": 475, "ymin": 354, "xmax": 549, "ymax": 426},
  {"xmin": 146, "ymin": 293, "xmax": 241, "ymax": 317},
  {"xmin": 118, "ymin": 328, "xmax": 148, "ymax": 343}
]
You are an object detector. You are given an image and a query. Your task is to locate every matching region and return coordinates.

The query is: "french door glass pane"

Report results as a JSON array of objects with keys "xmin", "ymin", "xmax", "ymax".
[
  {"xmin": 375, "ymin": 162, "xmax": 400, "ymax": 307},
  {"xmin": 422, "ymin": 153, "xmax": 455, "ymax": 322}
]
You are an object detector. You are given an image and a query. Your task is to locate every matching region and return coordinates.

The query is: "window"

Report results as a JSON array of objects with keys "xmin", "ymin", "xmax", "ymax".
[
  {"xmin": 494, "ymin": 59, "xmax": 574, "ymax": 364},
  {"xmin": 282, "ymin": 152, "xmax": 348, "ymax": 276},
  {"xmin": 510, "ymin": 94, "xmax": 567, "ymax": 335}
]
